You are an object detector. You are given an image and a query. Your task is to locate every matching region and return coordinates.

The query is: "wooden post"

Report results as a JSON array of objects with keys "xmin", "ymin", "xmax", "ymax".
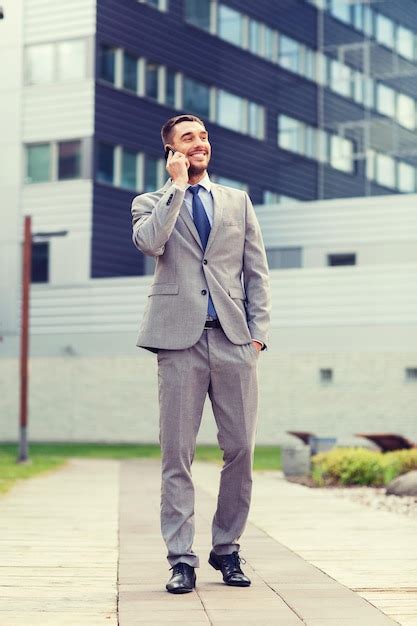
[{"xmin": 18, "ymin": 215, "xmax": 32, "ymax": 463}]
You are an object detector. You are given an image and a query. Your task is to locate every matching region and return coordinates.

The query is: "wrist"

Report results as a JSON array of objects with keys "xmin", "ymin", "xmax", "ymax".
[{"xmin": 172, "ymin": 178, "xmax": 188, "ymax": 190}]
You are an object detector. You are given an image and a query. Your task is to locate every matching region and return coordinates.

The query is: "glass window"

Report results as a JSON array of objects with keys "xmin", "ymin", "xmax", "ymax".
[
  {"xmin": 397, "ymin": 93, "xmax": 415, "ymax": 130},
  {"xmin": 376, "ymin": 153, "xmax": 395, "ymax": 188},
  {"xmin": 217, "ymin": 90, "xmax": 244, "ymax": 133},
  {"xmin": 376, "ymin": 13, "xmax": 395, "ymax": 49},
  {"xmin": 31, "ymin": 242, "xmax": 49, "ymax": 283},
  {"xmin": 328, "ymin": 253, "xmax": 356, "ymax": 266},
  {"xmin": 304, "ymin": 48, "xmax": 316, "ymax": 81},
  {"xmin": 121, "ymin": 149, "xmax": 137, "ymax": 190},
  {"xmin": 25, "ymin": 44, "xmax": 54, "ymax": 84},
  {"xmin": 363, "ymin": 6, "xmax": 374, "ymax": 37},
  {"xmin": 352, "ymin": 4, "xmax": 364, "ymax": 31},
  {"xmin": 264, "ymin": 26, "xmax": 276, "ymax": 61},
  {"xmin": 364, "ymin": 77, "xmax": 375, "ymax": 108},
  {"xmin": 185, "ymin": 0, "xmax": 211, "ymax": 31},
  {"xmin": 58, "ymin": 140, "xmax": 81, "ymax": 180},
  {"xmin": 99, "ymin": 45, "xmax": 116, "ymax": 84},
  {"xmin": 57, "ymin": 39, "xmax": 85, "ymax": 81},
  {"xmin": 330, "ymin": 135, "xmax": 354, "ymax": 173},
  {"xmin": 278, "ymin": 115, "xmax": 302, "ymax": 153},
  {"xmin": 183, "ymin": 77, "xmax": 210, "ymax": 117},
  {"xmin": 304, "ymin": 126, "xmax": 317, "ymax": 159},
  {"xmin": 123, "ymin": 52, "xmax": 138, "ymax": 92},
  {"xmin": 218, "ymin": 5, "xmax": 244, "ymax": 47},
  {"xmin": 26, "ymin": 144, "xmax": 51, "ymax": 183},
  {"xmin": 144, "ymin": 156, "xmax": 158, "ymax": 192},
  {"xmin": 263, "ymin": 190, "xmax": 281, "ymax": 205},
  {"xmin": 330, "ymin": 60, "xmax": 352, "ymax": 98},
  {"xmin": 279, "ymin": 35, "xmax": 300, "ymax": 74},
  {"xmin": 352, "ymin": 71, "xmax": 364, "ymax": 104},
  {"xmin": 366, "ymin": 149, "xmax": 376, "ymax": 180},
  {"xmin": 249, "ymin": 20, "xmax": 262, "ymax": 55},
  {"xmin": 396, "ymin": 25, "xmax": 415, "ymax": 61},
  {"xmin": 248, "ymin": 102, "xmax": 264, "ymax": 139},
  {"xmin": 317, "ymin": 129, "xmax": 328, "ymax": 163},
  {"xmin": 145, "ymin": 62, "xmax": 159, "ymax": 99},
  {"xmin": 166, "ymin": 69, "xmax": 176, "ymax": 107},
  {"xmin": 398, "ymin": 162, "xmax": 415, "ymax": 192},
  {"xmin": 376, "ymin": 83, "xmax": 395, "ymax": 117},
  {"xmin": 97, "ymin": 143, "xmax": 114, "ymax": 184},
  {"xmin": 330, "ymin": 0, "xmax": 351, "ymax": 24}
]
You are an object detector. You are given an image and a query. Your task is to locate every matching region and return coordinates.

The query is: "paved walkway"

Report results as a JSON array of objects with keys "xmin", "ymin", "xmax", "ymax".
[{"xmin": 0, "ymin": 457, "xmax": 416, "ymax": 625}]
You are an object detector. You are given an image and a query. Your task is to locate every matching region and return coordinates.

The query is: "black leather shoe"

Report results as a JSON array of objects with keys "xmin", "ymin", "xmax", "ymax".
[
  {"xmin": 166, "ymin": 562, "xmax": 196, "ymax": 594},
  {"xmin": 208, "ymin": 550, "xmax": 251, "ymax": 586}
]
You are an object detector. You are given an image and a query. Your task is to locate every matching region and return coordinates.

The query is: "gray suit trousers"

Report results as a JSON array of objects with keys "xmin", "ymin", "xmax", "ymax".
[{"xmin": 157, "ymin": 326, "xmax": 260, "ymax": 569}]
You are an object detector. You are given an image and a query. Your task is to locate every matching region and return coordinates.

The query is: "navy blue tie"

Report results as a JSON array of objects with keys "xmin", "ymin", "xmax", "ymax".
[{"xmin": 188, "ymin": 185, "xmax": 217, "ymax": 318}]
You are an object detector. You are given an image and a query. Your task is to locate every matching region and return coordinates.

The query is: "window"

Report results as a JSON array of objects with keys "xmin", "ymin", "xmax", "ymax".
[
  {"xmin": 123, "ymin": 52, "xmax": 138, "ymax": 92},
  {"xmin": 217, "ymin": 90, "xmax": 245, "ymax": 133},
  {"xmin": 363, "ymin": 6, "xmax": 374, "ymax": 36},
  {"xmin": 398, "ymin": 162, "xmax": 415, "ymax": 193},
  {"xmin": 264, "ymin": 26, "xmax": 276, "ymax": 61},
  {"xmin": 217, "ymin": 5, "xmax": 244, "ymax": 47},
  {"xmin": 320, "ymin": 368, "xmax": 333, "ymax": 383},
  {"xmin": 58, "ymin": 141, "xmax": 81, "ymax": 180},
  {"xmin": 330, "ymin": 60, "xmax": 352, "ymax": 98},
  {"xmin": 166, "ymin": 69, "xmax": 176, "ymax": 107},
  {"xmin": 329, "ymin": 0, "xmax": 351, "ymax": 24},
  {"xmin": 330, "ymin": 135, "xmax": 354, "ymax": 173},
  {"xmin": 145, "ymin": 61, "xmax": 159, "ymax": 99},
  {"xmin": 26, "ymin": 144, "xmax": 51, "ymax": 183},
  {"xmin": 31, "ymin": 242, "xmax": 49, "ymax": 283},
  {"xmin": 25, "ymin": 44, "xmax": 54, "ymax": 84},
  {"xmin": 375, "ymin": 13, "xmax": 395, "ymax": 49},
  {"xmin": 248, "ymin": 102, "xmax": 264, "ymax": 139},
  {"xmin": 396, "ymin": 25, "xmax": 414, "ymax": 61},
  {"xmin": 185, "ymin": 0, "xmax": 211, "ymax": 31},
  {"xmin": 121, "ymin": 149, "xmax": 138, "ymax": 190},
  {"xmin": 249, "ymin": 20, "xmax": 262, "ymax": 56},
  {"xmin": 376, "ymin": 84, "xmax": 396, "ymax": 118},
  {"xmin": 138, "ymin": 0, "xmax": 167, "ymax": 10},
  {"xmin": 97, "ymin": 143, "xmax": 114, "ymax": 184},
  {"xmin": 328, "ymin": 253, "xmax": 356, "ymax": 266},
  {"xmin": 263, "ymin": 190, "xmax": 299, "ymax": 204},
  {"xmin": 405, "ymin": 368, "xmax": 417, "ymax": 381},
  {"xmin": 183, "ymin": 77, "xmax": 210, "ymax": 117},
  {"xmin": 99, "ymin": 45, "xmax": 116, "ymax": 84},
  {"xmin": 57, "ymin": 39, "xmax": 85, "ymax": 81},
  {"xmin": 144, "ymin": 156, "xmax": 162, "ymax": 192},
  {"xmin": 266, "ymin": 247, "xmax": 302, "ymax": 269},
  {"xmin": 397, "ymin": 93, "xmax": 415, "ymax": 130},
  {"xmin": 376, "ymin": 153, "xmax": 396, "ymax": 188},
  {"xmin": 278, "ymin": 115, "xmax": 303, "ymax": 153},
  {"xmin": 279, "ymin": 35, "xmax": 301, "ymax": 74}
]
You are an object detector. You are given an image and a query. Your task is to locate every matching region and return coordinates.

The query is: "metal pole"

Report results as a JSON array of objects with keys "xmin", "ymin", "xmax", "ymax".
[{"xmin": 18, "ymin": 215, "xmax": 32, "ymax": 463}]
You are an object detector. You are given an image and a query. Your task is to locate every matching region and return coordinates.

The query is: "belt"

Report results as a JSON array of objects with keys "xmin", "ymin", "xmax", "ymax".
[{"xmin": 204, "ymin": 316, "xmax": 221, "ymax": 329}]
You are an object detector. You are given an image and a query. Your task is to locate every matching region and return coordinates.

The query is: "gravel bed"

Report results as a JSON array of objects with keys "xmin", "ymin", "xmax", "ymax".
[{"xmin": 321, "ymin": 485, "xmax": 417, "ymax": 518}]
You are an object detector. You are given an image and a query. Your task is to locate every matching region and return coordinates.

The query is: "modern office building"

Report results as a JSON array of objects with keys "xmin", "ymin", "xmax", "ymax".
[{"xmin": 1, "ymin": 0, "xmax": 416, "ymax": 444}]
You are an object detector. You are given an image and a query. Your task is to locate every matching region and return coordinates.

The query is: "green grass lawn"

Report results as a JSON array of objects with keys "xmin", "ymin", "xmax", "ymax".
[{"xmin": 0, "ymin": 443, "xmax": 281, "ymax": 496}]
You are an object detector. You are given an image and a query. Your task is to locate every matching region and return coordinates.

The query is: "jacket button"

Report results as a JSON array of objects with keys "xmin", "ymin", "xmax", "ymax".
[
  {"xmin": 203, "ymin": 259, "xmax": 207, "ymax": 264},
  {"xmin": 201, "ymin": 289, "xmax": 207, "ymax": 295}
]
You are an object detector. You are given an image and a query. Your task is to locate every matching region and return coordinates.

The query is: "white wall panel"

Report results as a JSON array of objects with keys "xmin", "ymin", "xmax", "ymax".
[
  {"xmin": 23, "ymin": 82, "xmax": 94, "ymax": 142},
  {"xmin": 24, "ymin": 0, "xmax": 96, "ymax": 43},
  {"xmin": 256, "ymin": 193, "xmax": 417, "ymax": 252}
]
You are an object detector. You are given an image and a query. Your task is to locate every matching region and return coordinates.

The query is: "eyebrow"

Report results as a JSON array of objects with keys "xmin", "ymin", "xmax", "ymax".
[{"xmin": 180, "ymin": 130, "xmax": 208, "ymax": 139}]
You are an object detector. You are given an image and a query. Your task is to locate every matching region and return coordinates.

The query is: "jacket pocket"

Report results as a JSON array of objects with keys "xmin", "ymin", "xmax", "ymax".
[
  {"xmin": 148, "ymin": 283, "xmax": 179, "ymax": 295},
  {"xmin": 228, "ymin": 286, "xmax": 246, "ymax": 300}
]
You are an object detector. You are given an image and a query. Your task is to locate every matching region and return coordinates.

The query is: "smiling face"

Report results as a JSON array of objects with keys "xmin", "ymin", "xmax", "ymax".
[{"xmin": 169, "ymin": 120, "xmax": 211, "ymax": 177}]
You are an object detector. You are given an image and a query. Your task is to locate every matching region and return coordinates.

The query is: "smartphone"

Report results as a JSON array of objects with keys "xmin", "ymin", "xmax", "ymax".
[{"xmin": 164, "ymin": 145, "xmax": 175, "ymax": 161}]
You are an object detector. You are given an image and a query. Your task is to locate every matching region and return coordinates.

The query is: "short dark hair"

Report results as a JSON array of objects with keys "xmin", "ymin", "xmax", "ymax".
[{"xmin": 161, "ymin": 114, "xmax": 206, "ymax": 147}]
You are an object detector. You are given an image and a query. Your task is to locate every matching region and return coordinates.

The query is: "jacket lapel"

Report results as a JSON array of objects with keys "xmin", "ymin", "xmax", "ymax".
[{"xmin": 204, "ymin": 183, "xmax": 223, "ymax": 256}]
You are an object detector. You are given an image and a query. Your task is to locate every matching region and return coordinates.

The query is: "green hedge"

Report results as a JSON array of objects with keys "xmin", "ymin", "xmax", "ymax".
[{"xmin": 311, "ymin": 447, "xmax": 417, "ymax": 487}]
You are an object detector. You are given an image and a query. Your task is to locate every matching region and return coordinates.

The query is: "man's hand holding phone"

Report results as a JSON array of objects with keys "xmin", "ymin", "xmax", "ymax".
[{"xmin": 165, "ymin": 146, "xmax": 189, "ymax": 190}]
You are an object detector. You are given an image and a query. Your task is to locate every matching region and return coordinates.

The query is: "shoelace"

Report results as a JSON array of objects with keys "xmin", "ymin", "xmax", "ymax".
[{"xmin": 221, "ymin": 551, "xmax": 246, "ymax": 573}]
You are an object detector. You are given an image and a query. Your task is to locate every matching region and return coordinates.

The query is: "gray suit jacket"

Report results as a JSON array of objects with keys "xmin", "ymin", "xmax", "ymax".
[{"xmin": 131, "ymin": 178, "xmax": 271, "ymax": 352}]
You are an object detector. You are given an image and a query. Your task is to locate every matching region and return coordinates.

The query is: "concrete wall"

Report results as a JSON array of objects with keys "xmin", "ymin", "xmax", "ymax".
[{"xmin": 1, "ymin": 338, "xmax": 416, "ymax": 445}]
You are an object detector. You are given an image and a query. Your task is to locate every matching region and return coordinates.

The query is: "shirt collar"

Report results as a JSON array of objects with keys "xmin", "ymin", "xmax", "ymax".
[{"xmin": 190, "ymin": 172, "xmax": 211, "ymax": 193}]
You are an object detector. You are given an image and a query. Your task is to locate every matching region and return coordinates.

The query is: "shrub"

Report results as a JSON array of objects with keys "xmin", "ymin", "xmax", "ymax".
[{"xmin": 311, "ymin": 447, "xmax": 404, "ymax": 487}]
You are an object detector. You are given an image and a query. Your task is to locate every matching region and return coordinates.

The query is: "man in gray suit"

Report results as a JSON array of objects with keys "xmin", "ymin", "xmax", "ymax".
[{"xmin": 131, "ymin": 114, "xmax": 271, "ymax": 594}]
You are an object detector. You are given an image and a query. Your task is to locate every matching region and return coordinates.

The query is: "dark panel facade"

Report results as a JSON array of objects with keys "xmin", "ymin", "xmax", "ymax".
[{"xmin": 92, "ymin": 0, "xmax": 417, "ymax": 277}]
